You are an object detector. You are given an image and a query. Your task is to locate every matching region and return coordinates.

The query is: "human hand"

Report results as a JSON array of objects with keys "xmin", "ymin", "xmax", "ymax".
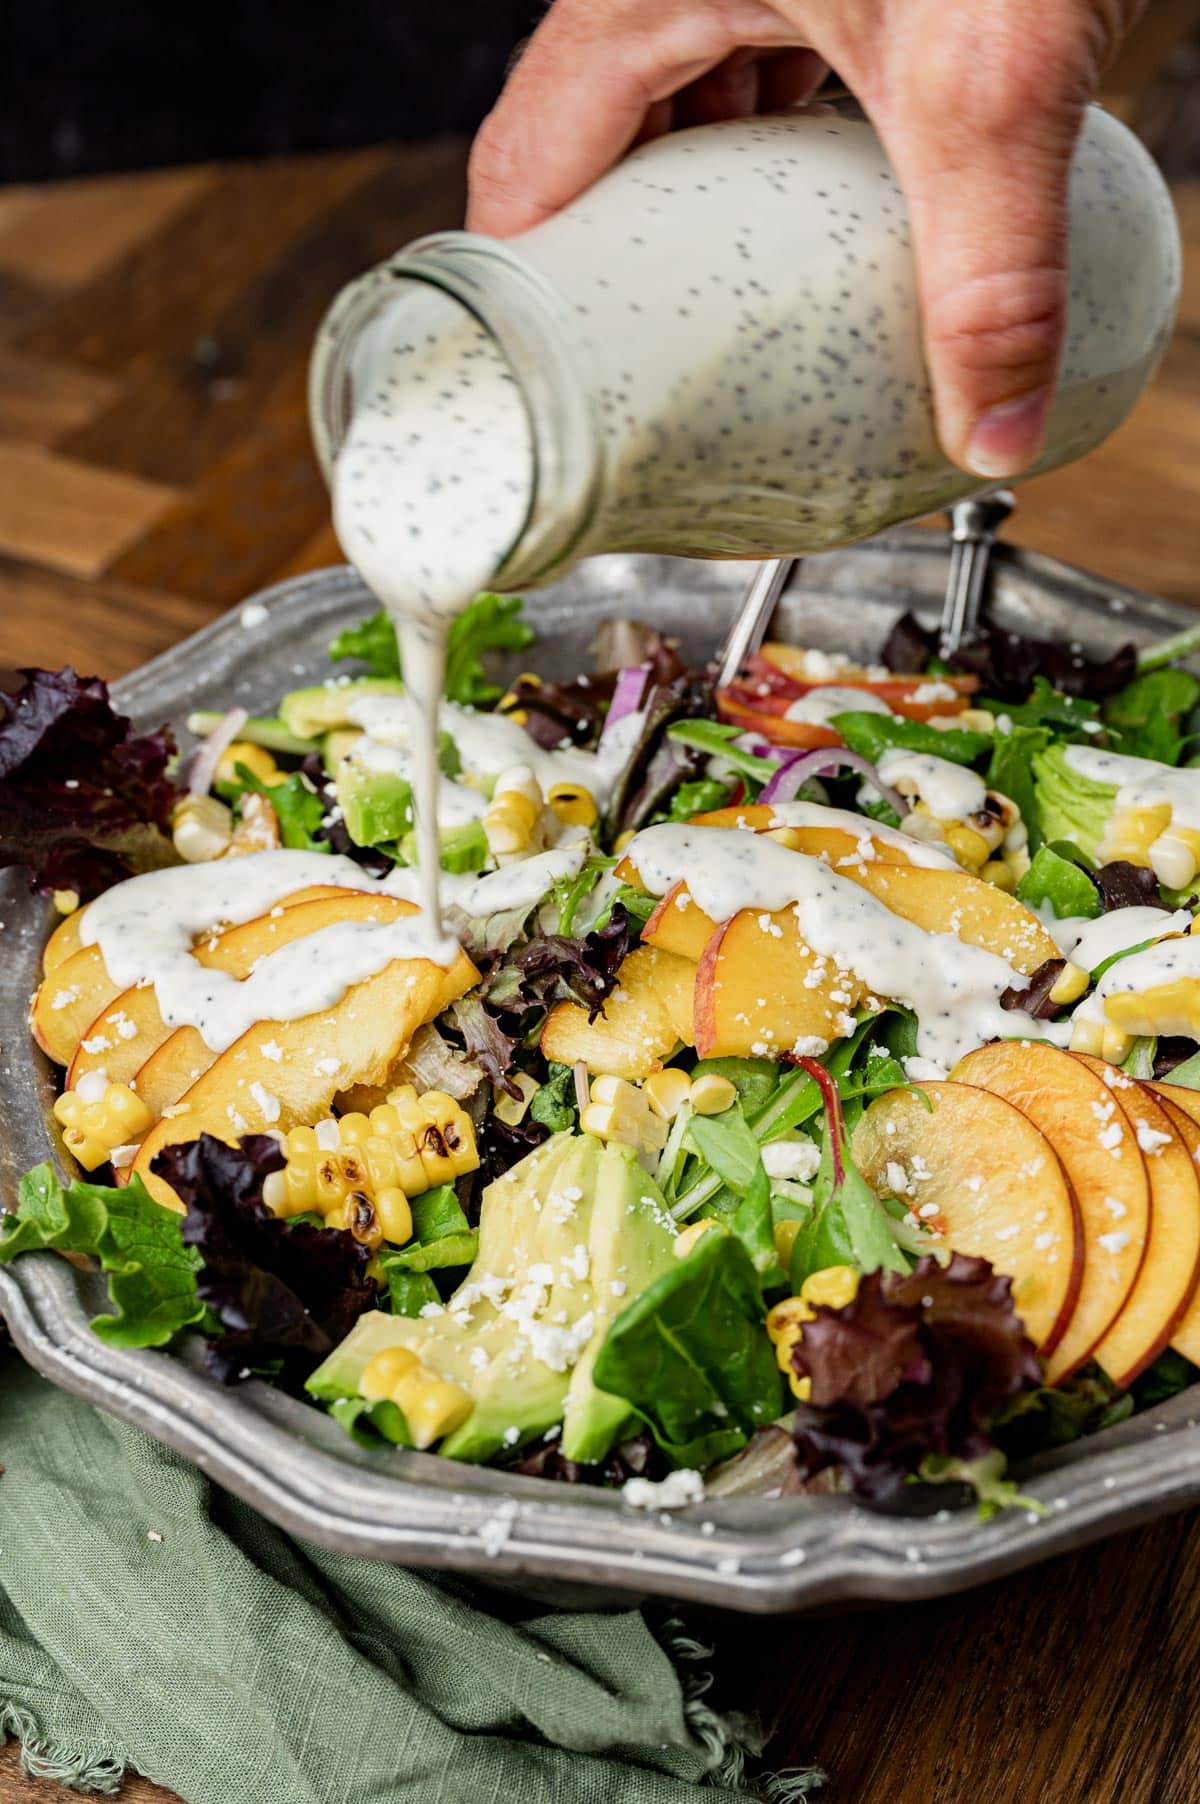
[{"xmin": 468, "ymin": 1, "xmax": 1142, "ymax": 478}]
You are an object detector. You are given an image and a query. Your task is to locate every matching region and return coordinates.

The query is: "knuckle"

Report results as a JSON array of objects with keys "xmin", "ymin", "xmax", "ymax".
[{"xmin": 925, "ymin": 266, "xmax": 1066, "ymax": 380}]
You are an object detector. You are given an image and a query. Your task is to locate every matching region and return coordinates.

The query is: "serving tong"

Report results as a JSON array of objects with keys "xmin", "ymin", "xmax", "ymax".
[{"xmin": 713, "ymin": 488, "xmax": 1016, "ymax": 686}]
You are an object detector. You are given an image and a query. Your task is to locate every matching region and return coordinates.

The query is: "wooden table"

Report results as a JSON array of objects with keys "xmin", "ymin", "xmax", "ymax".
[{"xmin": 1, "ymin": 144, "xmax": 1199, "ymax": 1804}]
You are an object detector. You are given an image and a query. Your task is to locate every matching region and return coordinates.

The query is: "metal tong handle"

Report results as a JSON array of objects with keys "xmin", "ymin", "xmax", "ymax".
[
  {"xmin": 939, "ymin": 491, "xmax": 1016, "ymax": 657},
  {"xmin": 714, "ymin": 557, "xmax": 797, "ymax": 688}
]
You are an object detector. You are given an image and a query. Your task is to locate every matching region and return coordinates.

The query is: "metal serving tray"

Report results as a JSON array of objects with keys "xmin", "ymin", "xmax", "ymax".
[{"xmin": 5, "ymin": 529, "xmax": 1200, "ymax": 1615}]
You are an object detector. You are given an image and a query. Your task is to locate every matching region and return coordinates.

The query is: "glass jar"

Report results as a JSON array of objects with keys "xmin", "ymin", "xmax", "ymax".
[{"xmin": 310, "ymin": 101, "xmax": 1180, "ymax": 592}]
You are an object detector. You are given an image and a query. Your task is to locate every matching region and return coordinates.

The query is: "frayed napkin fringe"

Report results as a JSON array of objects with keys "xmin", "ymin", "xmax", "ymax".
[{"xmin": 1, "ymin": 1699, "xmax": 127, "ymax": 1795}]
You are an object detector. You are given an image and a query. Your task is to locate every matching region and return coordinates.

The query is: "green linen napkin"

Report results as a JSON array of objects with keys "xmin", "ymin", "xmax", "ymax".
[{"xmin": 0, "ymin": 1355, "xmax": 819, "ymax": 1803}]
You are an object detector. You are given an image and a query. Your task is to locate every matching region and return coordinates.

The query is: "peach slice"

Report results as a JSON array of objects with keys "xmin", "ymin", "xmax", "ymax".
[
  {"xmin": 642, "ymin": 883, "xmax": 718, "ymax": 962},
  {"xmin": 43, "ymin": 905, "xmax": 90, "ymax": 974},
  {"xmin": 30, "ymin": 882, "xmax": 350, "ymax": 1069},
  {"xmin": 835, "ymin": 863, "xmax": 1058, "ymax": 976},
  {"xmin": 134, "ymin": 942, "xmax": 479, "ymax": 1212},
  {"xmin": 68, "ymin": 888, "xmax": 408, "ymax": 1096},
  {"xmin": 693, "ymin": 906, "xmax": 868, "ymax": 1061},
  {"xmin": 851, "ymin": 1080, "xmax": 1083, "ymax": 1353},
  {"xmin": 1152, "ymin": 1081, "xmax": 1200, "ymax": 1133},
  {"xmin": 541, "ymin": 944, "xmax": 695, "ymax": 1080},
  {"xmin": 952, "ymin": 1042, "xmax": 1150, "ymax": 1381},
  {"xmin": 1150, "ymin": 1093, "xmax": 1200, "ymax": 1368},
  {"xmin": 1075, "ymin": 1058, "xmax": 1200, "ymax": 1388}
]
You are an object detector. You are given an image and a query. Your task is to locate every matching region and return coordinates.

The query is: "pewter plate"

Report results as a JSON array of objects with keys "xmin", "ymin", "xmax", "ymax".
[{"xmin": 4, "ymin": 529, "xmax": 1200, "ymax": 1615}]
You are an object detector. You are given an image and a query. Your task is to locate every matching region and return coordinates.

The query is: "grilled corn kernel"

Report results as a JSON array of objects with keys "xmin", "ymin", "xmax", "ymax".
[
  {"xmin": 1149, "ymin": 827, "xmax": 1200, "ymax": 891},
  {"xmin": 1049, "ymin": 961, "xmax": 1090, "ymax": 1006},
  {"xmin": 943, "ymin": 823, "xmax": 990, "ymax": 873},
  {"xmin": 1102, "ymin": 1025, "xmax": 1134, "ymax": 1064},
  {"xmin": 360, "ymin": 1346, "xmax": 421, "ymax": 1400},
  {"xmin": 216, "ymin": 741, "xmax": 284, "ymax": 787},
  {"xmin": 547, "ymin": 782, "xmax": 598, "ymax": 828},
  {"xmin": 899, "ymin": 808, "xmax": 947, "ymax": 846},
  {"xmin": 173, "ymin": 793, "xmax": 233, "ymax": 863},
  {"xmin": 54, "ymin": 1079, "xmax": 153, "ymax": 1170},
  {"xmin": 263, "ymin": 1094, "xmax": 476, "ymax": 1231},
  {"xmin": 229, "ymin": 790, "xmax": 282, "ymax": 855},
  {"xmin": 980, "ymin": 858, "xmax": 1016, "ymax": 893},
  {"xmin": 483, "ymin": 772, "xmax": 541, "ymax": 856},
  {"xmin": 494, "ymin": 1071, "xmax": 539, "ymax": 1127},
  {"xmin": 52, "ymin": 889, "xmax": 80, "ymax": 916},
  {"xmin": 392, "ymin": 1369, "xmax": 474, "ymax": 1450},
  {"xmin": 1105, "ymin": 978, "xmax": 1200, "ymax": 1042},
  {"xmin": 766, "ymin": 1296, "xmax": 813, "ymax": 1341},
  {"xmin": 763, "ymin": 1307, "xmax": 814, "ymax": 1400},
  {"xmin": 1069, "ymin": 1017, "xmax": 1107, "ymax": 1057},
  {"xmin": 643, "ymin": 1068, "xmax": 693, "ymax": 1121},
  {"xmin": 690, "ymin": 1073, "xmax": 738, "ymax": 1116},
  {"xmin": 773, "ymin": 1218, "xmax": 802, "ymax": 1266},
  {"xmin": 1101, "ymin": 802, "xmax": 1171, "ymax": 867},
  {"xmin": 673, "ymin": 1218, "xmax": 723, "ymax": 1259},
  {"xmin": 801, "ymin": 1265, "xmax": 860, "ymax": 1310}
]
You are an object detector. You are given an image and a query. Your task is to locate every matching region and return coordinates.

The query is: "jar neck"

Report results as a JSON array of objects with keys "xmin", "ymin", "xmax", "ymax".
[{"xmin": 309, "ymin": 231, "xmax": 604, "ymax": 591}]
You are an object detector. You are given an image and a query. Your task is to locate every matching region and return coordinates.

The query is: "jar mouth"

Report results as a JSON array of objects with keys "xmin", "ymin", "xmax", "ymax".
[{"xmin": 309, "ymin": 232, "xmax": 605, "ymax": 592}]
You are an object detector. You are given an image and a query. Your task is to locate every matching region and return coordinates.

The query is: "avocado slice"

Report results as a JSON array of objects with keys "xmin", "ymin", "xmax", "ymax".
[
  {"xmin": 397, "ymin": 820, "xmax": 489, "ymax": 874},
  {"xmin": 335, "ymin": 758, "xmax": 414, "ymax": 848},
  {"xmin": 560, "ymin": 1143, "xmax": 676, "ymax": 1463},
  {"xmin": 308, "ymin": 1132, "xmax": 682, "ymax": 1464},
  {"xmin": 279, "ymin": 677, "xmax": 405, "ymax": 741}
]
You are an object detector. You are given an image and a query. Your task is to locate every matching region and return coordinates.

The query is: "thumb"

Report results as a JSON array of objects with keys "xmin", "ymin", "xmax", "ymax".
[{"xmin": 876, "ymin": 56, "xmax": 1089, "ymax": 478}]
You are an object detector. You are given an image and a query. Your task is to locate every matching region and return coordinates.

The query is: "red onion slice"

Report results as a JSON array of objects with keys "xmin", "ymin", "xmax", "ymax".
[
  {"xmin": 186, "ymin": 706, "xmax": 249, "ymax": 796},
  {"xmin": 599, "ymin": 663, "xmax": 651, "ymax": 749},
  {"xmin": 759, "ymin": 747, "xmax": 904, "ymax": 816}
]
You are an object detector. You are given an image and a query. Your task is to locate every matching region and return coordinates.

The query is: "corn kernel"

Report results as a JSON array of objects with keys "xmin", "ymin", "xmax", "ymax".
[
  {"xmin": 375, "ymin": 1187, "xmax": 414, "ymax": 1244},
  {"xmin": 494, "ymin": 1071, "xmax": 539, "ymax": 1127},
  {"xmin": 52, "ymin": 889, "xmax": 80, "ymax": 916},
  {"xmin": 643, "ymin": 1068, "xmax": 693, "ymax": 1121},
  {"xmin": 956, "ymin": 709, "xmax": 996, "ymax": 733},
  {"xmin": 1149, "ymin": 829, "xmax": 1200, "ymax": 891},
  {"xmin": 772, "ymin": 1319, "xmax": 804, "ymax": 1374},
  {"xmin": 673, "ymin": 1218, "xmax": 723, "ymax": 1259},
  {"xmin": 498, "ymin": 672, "xmax": 541, "ymax": 724},
  {"xmin": 773, "ymin": 1218, "xmax": 802, "ymax": 1266},
  {"xmin": 1049, "ymin": 960, "xmax": 1090, "ymax": 1005},
  {"xmin": 547, "ymin": 782, "xmax": 598, "ymax": 828},
  {"xmin": 1101, "ymin": 1025, "xmax": 1134, "ymax": 1065},
  {"xmin": 690, "ymin": 1072, "xmax": 737, "ymax": 1116},
  {"xmin": 216, "ymin": 741, "xmax": 284, "ymax": 788},
  {"xmin": 173, "ymin": 793, "xmax": 233, "ymax": 864},
  {"xmin": 392, "ymin": 1369, "xmax": 474, "ymax": 1449},
  {"xmin": 1105, "ymin": 977, "xmax": 1200, "ymax": 1042},
  {"xmin": 262, "ymin": 1091, "xmax": 476, "ymax": 1226},
  {"xmin": 943, "ymin": 824, "xmax": 990, "ymax": 873},
  {"xmin": 766, "ymin": 1296, "xmax": 813, "ymax": 1341},
  {"xmin": 613, "ymin": 829, "xmax": 635, "ymax": 853},
  {"xmin": 980, "ymin": 858, "xmax": 1016, "ymax": 893},
  {"xmin": 53, "ymin": 1079, "xmax": 153, "ymax": 1170},
  {"xmin": 360, "ymin": 1346, "xmax": 420, "ymax": 1399},
  {"xmin": 801, "ymin": 1265, "xmax": 860, "ymax": 1310},
  {"xmin": 1069, "ymin": 1018, "xmax": 1106, "ymax": 1057}
]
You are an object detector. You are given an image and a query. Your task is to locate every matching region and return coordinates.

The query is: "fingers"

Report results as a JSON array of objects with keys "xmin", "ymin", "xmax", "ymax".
[
  {"xmin": 867, "ymin": 18, "xmax": 1095, "ymax": 476},
  {"xmin": 467, "ymin": 0, "xmax": 804, "ymax": 237}
]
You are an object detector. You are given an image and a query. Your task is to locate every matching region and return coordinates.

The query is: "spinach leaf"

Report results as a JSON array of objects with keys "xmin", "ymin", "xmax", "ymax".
[
  {"xmin": 832, "ymin": 712, "xmax": 991, "ymax": 767},
  {"xmin": 987, "ymin": 724, "xmax": 1049, "ymax": 854},
  {"xmin": 329, "ymin": 1395, "xmax": 413, "ymax": 1447},
  {"xmin": 690, "ymin": 1057, "xmax": 778, "ymax": 1117},
  {"xmin": 0, "ymin": 1164, "xmax": 203, "ymax": 1348},
  {"xmin": 529, "ymin": 1063, "xmax": 579, "ymax": 1133},
  {"xmin": 1163, "ymin": 1047, "xmax": 1200, "ymax": 1090},
  {"xmin": 592, "ymin": 1230, "xmax": 782, "ymax": 1466},
  {"xmin": 985, "ymin": 677, "xmax": 1101, "ymax": 738},
  {"xmin": 666, "ymin": 719, "xmax": 780, "ymax": 787},
  {"xmin": 410, "ymin": 1185, "xmax": 471, "ymax": 1243},
  {"xmin": 1016, "ymin": 845, "xmax": 1101, "ymax": 920}
]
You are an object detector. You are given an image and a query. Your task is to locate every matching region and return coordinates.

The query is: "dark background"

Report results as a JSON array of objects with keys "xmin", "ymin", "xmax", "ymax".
[{"xmin": 0, "ymin": 0, "xmax": 537, "ymax": 181}]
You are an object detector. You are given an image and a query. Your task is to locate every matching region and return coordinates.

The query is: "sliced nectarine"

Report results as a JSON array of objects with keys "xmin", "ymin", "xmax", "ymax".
[
  {"xmin": 952, "ymin": 1042, "xmax": 1150, "ymax": 1382},
  {"xmin": 851, "ymin": 1080, "xmax": 1083, "ymax": 1353},
  {"xmin": 540, "ymin": 944, "xmax": 694, "ymax": 1080},
  {"xmin": 642, "ymin": 883, "xmax": 718, "ymax": 962},
  {"xmin": 1074, "ymin": 1058, "xmax": 1200, "ymax": 1388},
  {"xmin": 836, "ymin": 862, "xmax": 1058, "ymax": 976},
  {"xmin": 31, "ymin": 882, "xmax": 350, "ymax": 1069},
  {"xmin": 69, "ymin": 888, "xmax": 412, "ymax": 1095},
  {"xmin": 693, "ymin": 906, "xmax": 868, "ymax": 1061},
  {"xmin": 134, "ymin": 943, "xmax": 478, "ymax": 1212},
  {"xmin": 1152, "ymin": 1081, "xmax": 1200, "ymax": 1132},
  {"xmin": 43, "ymin": 905, "xmax": 90, "ymax": 974}
]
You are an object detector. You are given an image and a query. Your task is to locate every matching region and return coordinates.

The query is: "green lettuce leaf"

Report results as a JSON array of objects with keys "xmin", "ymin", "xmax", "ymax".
[
  {"xmin": 223, "ymin": 766, "xmax": 328, "ymax": 853},
  {"xmin": 832, "ymin": 712, "xmax": 991, "ymax": 766},
  {"xmin": 1016, "ymin": 845, "xmax": 1101, "ymax": 919},
  {"xmin": 0, "ymin": 1164, "xmax": 203, "ymax": 1348},
  {"xmin": 988, "ymin": 724, "xmax": 1049, "ymax": 855},
  {"xmin": 327, "ymin": 594, "xmax": 534, "ymax": 707}
]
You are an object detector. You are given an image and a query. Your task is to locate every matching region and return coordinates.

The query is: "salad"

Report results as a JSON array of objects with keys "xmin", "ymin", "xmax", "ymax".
[{"xmin": 8, "ymin": 589, "xmax": 1200, "ymax": 1514}]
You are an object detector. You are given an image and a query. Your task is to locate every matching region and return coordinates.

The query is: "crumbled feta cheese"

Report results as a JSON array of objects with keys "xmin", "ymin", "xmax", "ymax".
[
  {"xmin": 1136, "ymin": 1122, "xmax": 1171, "ymax": 1154},
  {"xmin": 248, "ymin": 1081, "xmax": 281, "ymax": 1123},
  {"xmin": 761, "ymin": 1139, "xmax": 821, "ymax": 1183},
  {"xmin": 623, "ymin": 1469, "xmax": 705, "ymax": 1510},
  {"xmin": 261, "ymin": 1039, "xmax": 283, "ymax": 1063},
  {"xmin": 903, "ymin": 1056, "xmax": 950, "ymax": 1082}
]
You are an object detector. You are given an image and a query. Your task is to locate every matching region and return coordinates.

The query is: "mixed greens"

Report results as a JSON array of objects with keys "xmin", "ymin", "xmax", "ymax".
[{"xmin": 9, "ymin": 590, "xmax": 1200, "ymax": 1515}]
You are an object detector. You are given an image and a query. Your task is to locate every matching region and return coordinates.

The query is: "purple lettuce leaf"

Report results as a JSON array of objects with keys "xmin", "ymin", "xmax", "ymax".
[
  {"xmin": 1094, "ymin": 860, "xmax": 1170, "ymax": 913},
  {"xmin": 789, "ymin": 1253, "xmax": 1041, "ymax": 1503},
  {"xmin": 151, "ymin": 1133, "xmax": 375, "ymax": 1384},
  {"xmin": 1000, "ymin": 957, "xmax": 1067, "ymax": 1020},
  {"xmin": 0, "ymin": 666, "xmax": 179, "ymax": 897}
]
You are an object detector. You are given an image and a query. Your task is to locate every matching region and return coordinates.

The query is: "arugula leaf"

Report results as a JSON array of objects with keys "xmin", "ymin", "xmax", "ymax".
[
  {"xmin": 328, "ymin": 611, "xmax": 402, "ymax": 678},
  {"xmin": 987, "ymin": 724, "xmax": 1049, "ymax": 855},
  {"xmin": 983, "ymin": 677, "xmax": 1101, "ymax": 738},
  {"xmin": 529, "ymin": 1063, "xmax": 579, "ymax": 1133},
  {"xmin": 223, "ymin": 765, "xmax": 328, "ymax": 853},
  {"xmin": 551, "ymin": 853, "xmax": 615, "ymax": 938},
  {"xmin": 832, "ymin": 712, "xmax": 991, "ymax": 767},
  {"xmin": 685, "ymin": 1107, "xmax": 784, "ymax": 1284},
  {"xmin": 592, "ymin": 1229, "xmax": 783, "ymax": 1466},
  {"xmin": 327, "ymin": 594, "xmax": 534, "ymax": 706},
  {"xmin": 666, "ymin": 719, "xmax": 780, "ymax": 787},
  {"xmin": 1016, "ymin": 845, "xmax": 1101, "ymax": 920},
  {"xmin": 0, "ymin": 1164, "xmax": 203, "ymax": 1348},
  {"xmin": 788, "ymin": 1059, "xmax": 907, "ymax": 1286}
]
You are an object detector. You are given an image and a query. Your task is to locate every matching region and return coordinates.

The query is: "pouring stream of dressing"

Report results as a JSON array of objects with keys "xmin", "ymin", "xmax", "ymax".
[{"xmin": 332, "ymin": 291, "xmax": 535, "ymax": 935}]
